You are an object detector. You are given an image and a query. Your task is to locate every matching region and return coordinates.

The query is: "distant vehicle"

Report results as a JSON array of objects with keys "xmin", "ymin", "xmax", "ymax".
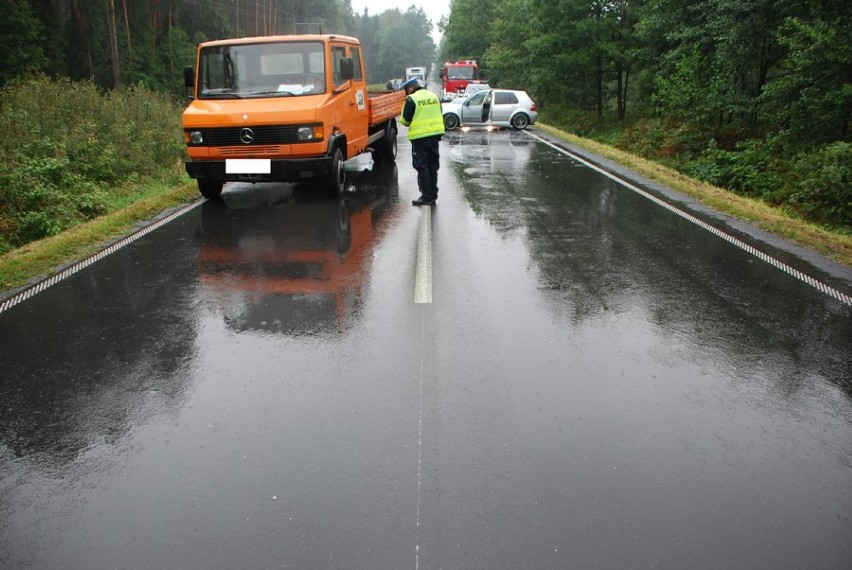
[
  {"xmin": 463, "ymin": 83, "xmax": 490, "ymax": 96},
  {"xmin": 405, "ymin": 66, "xmax": 427, "ymax": 82},
  {"xmin": 440, "ymin": 60, "xmax": 485, "ymax": 99},
  {"xmin": 442, "ymin": 89, "xmax": 538, "ymax": 130}
]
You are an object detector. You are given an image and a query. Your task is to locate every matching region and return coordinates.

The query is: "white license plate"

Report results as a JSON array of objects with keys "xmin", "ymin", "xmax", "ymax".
[{"xmin": 226, "ymin": 159, "xmax": 271, "ymax": 174}]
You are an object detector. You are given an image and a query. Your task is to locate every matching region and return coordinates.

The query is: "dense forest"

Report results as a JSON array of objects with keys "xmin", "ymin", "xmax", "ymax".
[
  {"xmin": 442, "ymin": 0, "xmax": 850, "ymax": 228},
  {"xmin": 1, "ymin": 0, "xmax": 437, "ymax": 91}
]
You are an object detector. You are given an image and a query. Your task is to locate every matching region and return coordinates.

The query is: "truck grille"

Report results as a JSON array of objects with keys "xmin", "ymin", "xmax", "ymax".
[
  {"xmin": 192, "ymin": 126, "xmax": 305, "ymax": 146},
  {"xmin": 219, "ymin": 146, "xmax": 281, "ymax": 156}
]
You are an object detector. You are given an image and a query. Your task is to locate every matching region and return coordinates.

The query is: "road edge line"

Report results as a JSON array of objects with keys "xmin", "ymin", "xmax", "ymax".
[
  {"xmin": 525, "ymin": 131, "xmax": 852, "ymax": 307},
  {"xmin": 0, "ymin": 200, "xmax": 203, "ymax": 315}
]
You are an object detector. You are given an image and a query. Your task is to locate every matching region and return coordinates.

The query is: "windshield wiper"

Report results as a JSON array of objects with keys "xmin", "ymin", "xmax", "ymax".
[
  {"xmin": 201, "ymin": 92, "xmax": 243, "ymax": 99},
  {"xmin": 245, "ymin": 90, "xmax": 297, "ymax": 97}
]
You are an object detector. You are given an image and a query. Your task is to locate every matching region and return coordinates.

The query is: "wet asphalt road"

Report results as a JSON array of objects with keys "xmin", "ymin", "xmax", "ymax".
[{"xmin": 1, "ymin": 129, "xmax": 851, "ymax": 569}]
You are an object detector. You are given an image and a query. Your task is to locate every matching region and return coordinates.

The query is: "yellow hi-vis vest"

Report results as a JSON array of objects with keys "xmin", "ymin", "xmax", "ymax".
[{"xmin": 401, "ymin": 89, "xmax": 445, "ymax": 140}]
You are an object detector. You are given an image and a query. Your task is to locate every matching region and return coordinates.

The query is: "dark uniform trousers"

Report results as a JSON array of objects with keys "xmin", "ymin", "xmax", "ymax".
[{"xmin": 412, "ymin": 135, "xmax": 441, "ymax": 201}]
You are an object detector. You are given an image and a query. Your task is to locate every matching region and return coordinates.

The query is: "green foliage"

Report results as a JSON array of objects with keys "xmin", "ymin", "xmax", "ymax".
[
  {"xmin": 0, "ymin": 75, "xmax": 184, "ymax": 249},
  {"xmin": 442, "ymin": 0, "xmax": 494, "ymax": 64},
  {"xmin": 617, "ymin": 118, "xmax": 707, "ymax": 160},
  {"xmin": 787, "ymin": 143, "xmax": 852, "ymax": 227},
  {"xmin": 482, "ymin": 0, "xmax": 533, "ymax": 89},
  {"xmin": 760, "ymin": 16, "xmax": 852, "ymax": 145},
  {"xmin": 683, "ymin": 139, "xmax": 785, "ymax": 201},
  {"xmin": 374, "ymin": 7, "xmax": 436, "ymax": 81},
  {"xmin": 0, "ymin": 0, "xmax": 49, "ymax": 86}
]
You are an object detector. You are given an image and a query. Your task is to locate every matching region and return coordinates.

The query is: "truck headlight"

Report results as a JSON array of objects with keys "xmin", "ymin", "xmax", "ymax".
[
  {"xmin": 296, "ymin": 125, "xmax": 323, "ymax": 142},
  {"xmin": 189, "ymin": 131, "xmax": 203, "ymax": 144}
]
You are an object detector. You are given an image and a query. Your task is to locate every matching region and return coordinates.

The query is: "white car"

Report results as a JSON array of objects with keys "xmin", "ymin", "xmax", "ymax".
[{"xmin": 442, "ymin": 89, "xmax": 538, "ymax": 130}]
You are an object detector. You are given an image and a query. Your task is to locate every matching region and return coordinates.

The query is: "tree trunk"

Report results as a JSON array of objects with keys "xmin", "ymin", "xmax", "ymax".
[
  {"xmin": 595, "ymin": 56, "xmax": 603, "ymax": 118},
  {"xmin": 616, "ymin": 62, "xmax": 624, "ymax": 120},
  {"xmin": 168, "ymin": 0, "xmax": 173, "ymax": 77},
  {"xmin": 121, "ymin": 0, "xmax": 132, "ymax": 66},
  {"xmin": 106, "ymin": 0, "xmax": 120, "ymax": 88}
]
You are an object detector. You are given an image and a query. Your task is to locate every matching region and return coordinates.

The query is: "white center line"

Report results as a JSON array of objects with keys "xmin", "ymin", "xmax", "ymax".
[
  {"xmin": 414, "ymin": 206, "xmax": 433, "ymax": 304},
  {"xmin": 414, "ymin": 309, "xmax": 425, "ymax": 569}
]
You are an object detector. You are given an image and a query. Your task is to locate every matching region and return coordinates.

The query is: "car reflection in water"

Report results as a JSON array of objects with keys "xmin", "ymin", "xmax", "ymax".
[
  {"xmin": 445, "ymin": 129, "xmax": 535, "ymax": 177},
  {"xmin": 196, "ymin": 162, "xmax": 400, "ymax": 335}
]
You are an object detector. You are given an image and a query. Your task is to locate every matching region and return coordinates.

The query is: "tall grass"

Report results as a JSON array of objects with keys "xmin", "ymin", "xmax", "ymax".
[{"xmin": 0, "ymin": 75, "xmax": 186, "ymax": 253}]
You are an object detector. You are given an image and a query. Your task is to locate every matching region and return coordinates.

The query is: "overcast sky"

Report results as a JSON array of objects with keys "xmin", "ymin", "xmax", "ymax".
[{"xmin": 348, "ymin": 0, "xmax": 450, "ymax": 42}]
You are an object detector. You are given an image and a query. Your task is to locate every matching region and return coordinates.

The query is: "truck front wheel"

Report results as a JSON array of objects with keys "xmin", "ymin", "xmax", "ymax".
[
  {"xmin": 325, "ymin": 147, "xmax": 346, "ymax": 197},
  {"xmin": 198, "ymin": 180, "xmax": 223, "ymax": 200}
]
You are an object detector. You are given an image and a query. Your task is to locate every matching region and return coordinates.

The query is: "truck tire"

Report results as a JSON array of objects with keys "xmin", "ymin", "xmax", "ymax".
[
  {"xmin": 373, "ymin": 124, "xmax": 398, "ymax": 164},
  {"xmin": 325, "ymin": 147, "xmax": 346, "ymax": 197},
  {"xmin": 198, "ymin": 180, "xmax": 223, "ymax": 200}
]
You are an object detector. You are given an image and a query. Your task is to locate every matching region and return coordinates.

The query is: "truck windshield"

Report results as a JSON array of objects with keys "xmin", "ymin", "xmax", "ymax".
[
  {"xmin": 446, "ymin": 66, "xmax": 475, "ymax": 80},
  {"xmin": 199, "ymin": 41, "xmax": 326, "ymax": 99}
]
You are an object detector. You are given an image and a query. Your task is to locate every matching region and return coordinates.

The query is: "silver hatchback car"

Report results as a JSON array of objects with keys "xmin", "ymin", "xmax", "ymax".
[{"xmin": 442, "ymin": 89, "xmax": 538, "ymax": 130}]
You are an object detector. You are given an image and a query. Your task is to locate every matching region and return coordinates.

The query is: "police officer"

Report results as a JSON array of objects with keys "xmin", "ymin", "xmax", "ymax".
[{"xmin": 399, "ymin": 77, "xmax": 444, "ymax": 206}]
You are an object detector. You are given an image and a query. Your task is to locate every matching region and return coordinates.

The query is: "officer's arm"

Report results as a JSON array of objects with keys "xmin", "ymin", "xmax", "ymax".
[{"xmin": 400, "ymin": 96, "xmax": 416, "ymax": 126}]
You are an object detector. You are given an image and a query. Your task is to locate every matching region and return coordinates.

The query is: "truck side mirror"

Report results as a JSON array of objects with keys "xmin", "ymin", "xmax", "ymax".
[
  {"xmin": 184, "ymin": 66, "xmax": 195, "ymax": 99},
  {"xmin": 339, "ymin": 57, "xmax": 354, "ymax": 81},
  {"xmin": 439, "ymin": 70, "xmax": 444, "ymax": 79},
  {"xmin": 184, "ymin": 66, "xmax": 195, "ymax": 88}
]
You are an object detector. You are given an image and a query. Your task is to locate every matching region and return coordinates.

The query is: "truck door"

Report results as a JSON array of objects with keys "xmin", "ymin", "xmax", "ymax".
[{"xmin": 332, "ymin": 43, "xmax": 368, "ymax": 156}]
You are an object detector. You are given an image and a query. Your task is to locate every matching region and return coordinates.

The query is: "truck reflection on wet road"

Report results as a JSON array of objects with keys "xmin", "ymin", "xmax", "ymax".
[{"xmin": 197, "ymin": 165, "xmax": 399, "ymax": 335}]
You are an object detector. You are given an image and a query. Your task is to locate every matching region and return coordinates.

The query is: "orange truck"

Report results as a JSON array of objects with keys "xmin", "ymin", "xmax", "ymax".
[{"xmin": 182, "ymin": 34, "xmax": 405, "ymax": 199}]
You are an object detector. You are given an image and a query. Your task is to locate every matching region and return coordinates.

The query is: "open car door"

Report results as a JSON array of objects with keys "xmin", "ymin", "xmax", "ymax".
[{"xmin": 480, "ymin": 90, "xmax": 493, "ymax": 123}]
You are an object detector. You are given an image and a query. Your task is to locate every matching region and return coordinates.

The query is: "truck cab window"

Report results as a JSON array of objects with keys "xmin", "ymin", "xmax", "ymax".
[
  {"xmin": 332, "ymin": 46, "xmax": 347, "ymax": 87},
  {"xmin": 350, "ymin": 48, "xmax": 363, "ymax": 81}
]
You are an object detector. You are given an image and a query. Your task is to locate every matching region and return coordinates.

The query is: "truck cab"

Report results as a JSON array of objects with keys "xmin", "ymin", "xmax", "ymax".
[{"xmin": 440, "ymin": 60, "xmax": 484, "ymax": 100}]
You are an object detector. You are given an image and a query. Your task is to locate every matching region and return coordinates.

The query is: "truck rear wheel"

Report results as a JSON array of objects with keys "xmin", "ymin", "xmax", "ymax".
[
  {"xmin": 198, "ymin": 180, "xmax": 223, "ymax": 200},
  {"xmin": 325, "ymin": 147, "xmax": 346, "ymax": 197},
  {"xmin": 372, "ymin": 124, "xmax": 398, "ymax": 164}
]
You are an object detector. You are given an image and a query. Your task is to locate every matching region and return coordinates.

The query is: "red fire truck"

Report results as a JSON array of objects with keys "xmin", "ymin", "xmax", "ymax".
[{"xmin": 440, "ymin": 60, "xmax": 486, "ymax": 99}]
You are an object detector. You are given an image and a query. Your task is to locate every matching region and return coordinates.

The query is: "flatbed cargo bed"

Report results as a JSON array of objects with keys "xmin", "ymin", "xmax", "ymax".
[{"xmin": 368, "ymin": 90, "xmax": 405, "ymax": 126}]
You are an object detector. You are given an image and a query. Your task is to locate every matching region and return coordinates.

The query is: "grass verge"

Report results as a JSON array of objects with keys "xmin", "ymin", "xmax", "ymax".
[
  {"xmin": 0, "ymin": 180, "xmax": 198, "ymax": 297},
  {"xmin": 538, "ymin": 124, "xmax": 852, "ymax": 269}
]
